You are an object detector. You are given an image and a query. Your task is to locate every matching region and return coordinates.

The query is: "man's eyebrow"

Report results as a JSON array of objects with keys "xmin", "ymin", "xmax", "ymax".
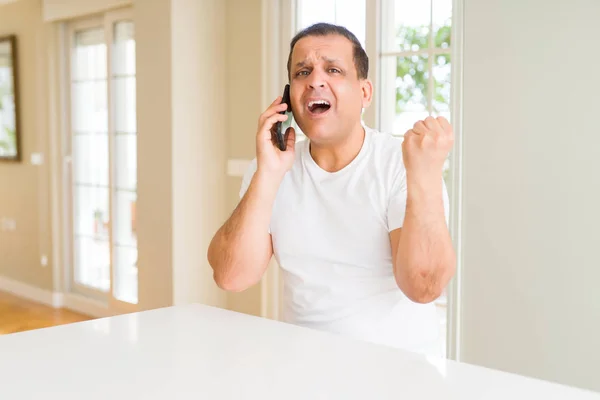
[{"xmin": 295, "ymin": 57, "xmax": 341, "ymax": 68}]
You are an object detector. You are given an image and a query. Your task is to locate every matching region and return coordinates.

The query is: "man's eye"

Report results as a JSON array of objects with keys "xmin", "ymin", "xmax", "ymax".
[
  {"xmin": 296, "ymin": 70, "xmax": 309, "ymax": 76},
  {"xmin": 329, "ymin": 68, "xmax": 341, "ymax": 73}
]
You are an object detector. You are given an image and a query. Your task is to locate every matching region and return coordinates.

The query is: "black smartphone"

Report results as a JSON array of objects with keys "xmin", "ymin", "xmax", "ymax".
[{"xmin": 272, "ymin": 84, "xmax": 292, "ymax": 151}]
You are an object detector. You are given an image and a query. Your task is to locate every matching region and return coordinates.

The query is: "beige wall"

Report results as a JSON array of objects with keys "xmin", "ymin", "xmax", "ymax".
[
  {"xmin": 134, "ymin": 0, "xmax": 174, "ymax": 310},
  {"xmin": 0, "ymin": 0, "xmax": 53, "ymax": 291},
  {"xmin": 170, "ymin": 0, "xmax": 228, "ymax": 308},
  {"xmin": 224, "ymin": 0, "xmax": 264, "ymax": 317},
  {"xmin": 42, "ymin": 0, "xmax": 131, "ymax": 21},
  {"xmin": 0, "ymin": 0, "xmax": 264, "ymax": 317},
  {"xmin": 136, "ymin": 0, "xmax": 230, "ymax": 311}
]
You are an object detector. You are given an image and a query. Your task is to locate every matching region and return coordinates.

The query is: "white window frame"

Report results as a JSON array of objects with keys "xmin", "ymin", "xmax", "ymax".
[
  {"xmin": 377, "ymin": 0, "xmax": 453, "ymax": 135},
  {"xmin": 371, "ymin": 0, "xmax": 464, "ymax": 360},
  {"xmin": 60, "ymin": 7, "xmax": 138, "ymax": 317}
]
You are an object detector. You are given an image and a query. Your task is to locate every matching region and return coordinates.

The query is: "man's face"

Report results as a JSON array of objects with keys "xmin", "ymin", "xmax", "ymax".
[{"xmin": 288, "ymin": 34, "xmax": 372, "ymax": 144}]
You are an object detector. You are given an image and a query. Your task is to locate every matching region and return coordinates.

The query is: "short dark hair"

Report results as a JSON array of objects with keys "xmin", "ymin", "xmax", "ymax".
[{"xmin": 286, "ymin": 22, "xmax": 369, "ymax": 81}]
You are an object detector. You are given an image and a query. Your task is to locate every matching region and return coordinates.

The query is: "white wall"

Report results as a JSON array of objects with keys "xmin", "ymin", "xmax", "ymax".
[{"xmin": 460, "ymin": 0, "xmax": 600, "ymax": 393}]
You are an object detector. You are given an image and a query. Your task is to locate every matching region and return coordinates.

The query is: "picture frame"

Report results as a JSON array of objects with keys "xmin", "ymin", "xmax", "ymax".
[{"xmin": 0, "ymin": 34, "xmax": 21, "ymax": 162}]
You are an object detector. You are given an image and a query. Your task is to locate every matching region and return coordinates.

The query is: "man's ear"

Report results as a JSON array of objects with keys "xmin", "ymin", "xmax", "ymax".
[{"xmin": 360, "ymin": 78, "xmax": 374, "ymax": 108}]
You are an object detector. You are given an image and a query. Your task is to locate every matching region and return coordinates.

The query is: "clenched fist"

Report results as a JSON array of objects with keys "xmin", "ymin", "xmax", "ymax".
[{"xmin": 402, "ymin": 116, "xmax": 454, "ymax": 184}]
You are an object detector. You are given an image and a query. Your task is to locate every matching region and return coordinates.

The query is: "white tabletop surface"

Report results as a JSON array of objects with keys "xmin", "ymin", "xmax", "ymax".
[{"xmin": 0, "ymin": 303, "xmax": 598, "ymax": 399}]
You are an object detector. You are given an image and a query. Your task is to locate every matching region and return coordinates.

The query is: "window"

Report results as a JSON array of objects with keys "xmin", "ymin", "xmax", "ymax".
[
  {"xmin": 292, "ymin": 0, "xmax": 455, "ymax": 358},
  {"xmin": 379, "ymin": 0, "xmax": 454, "ymax": 357},
  {"xmin": 379, "ymin": 0, "xmax": 453, "ymax": 183},
  {"xmin": 295, "ymin": 0, "xmax": 452, "ymax": 175},
  {"xmin": 66, "ymin": 10, "xmax": 138, "ymax": 308}
]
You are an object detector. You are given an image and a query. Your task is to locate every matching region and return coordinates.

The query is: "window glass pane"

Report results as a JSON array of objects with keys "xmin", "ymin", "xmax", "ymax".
[
  {"xmin": 297, "ymin": 0, "xmax": 366, "ymax": 48},
  {"xmin": 113, "ymin": 21, "xmax": 136, "ymax": 133},
  {"xmin": 115, "ymin": 133, "xmax": 136, "ymax": 190},
  {"xmin": 72, "ymin": 27, "xmax": 110, "ymax": 293},
  {"xmin": 73, "ymin": 185, "xmax": 110, "ymax": 292},
  {"xmin": 114, "ymin": 245, "xmax": 138, "ymax": 304},
  {"xmin": 114, "ymin": 76, "xmax": 136, "ymax": 133},
  {"xmin": 74, "ymin": 185, "xmax": 110, "ymax": 240},
  {"xmin": 333, "ymin": 0, "xmax": 366, "ymax": 48},
  {"xmin": 72, "ymin": 28, "xmax": 106, "ymax": 80},
  {"xmin": 113, "ymin": 21, "xmax": 135, "ymax": 76},
  {"xmin": 298, "ymin": 0, "xmax": 336, "ymax": 29},
  {"xmin": 74, "ymin": 133, "xmax": 109, "ymax": 186},
  {"xmin": 432, "ymin": 53, "xmax": 451, "ymax": 115},
  {"xmin": 394, "ymin": 55, "xmax": 429, "ymax": 135},
  {"xmin": 112, "ymin": 20, "xmax": 137, "ymax": 304},
  {"xmin": 433, "ymin": 0, "xmax": 452, "ymax": 49},
  {"xmin": 72, "ymin": 81, "xmax": 108, "ymax": 133},
  {"xmin": 74, "ymin": 236, "xmax": 110, "ymax": 292},
  {"xmin": 383, "ymin": 0, "xmax": 431, "ymax": 52},
  {"xmin": 114, "ymin": 190, "xmax": 137, "ymax": 248},
  {"xmin": 113, "ymin": 190, "xmax": 137, "ymax": 303}
]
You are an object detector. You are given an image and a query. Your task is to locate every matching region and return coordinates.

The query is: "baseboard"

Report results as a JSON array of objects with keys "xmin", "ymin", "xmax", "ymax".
[
  {"xmin": 62, "ymin": 293, "xmax": 111, "ymax": 319},
  {"xmin": 0, "ymin": 275, "xmax": 63, "ymax": 308},
  {"xmin": 0, "ymin": 275, "xmax": 110, "ymax": 318}
]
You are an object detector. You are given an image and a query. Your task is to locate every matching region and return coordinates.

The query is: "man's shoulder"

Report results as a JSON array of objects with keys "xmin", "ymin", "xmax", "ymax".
[
  {"xmin": 367, "ymin": 126, "xmax": 404, "ymax": 151},
  {"xmin": 364, "ymin": 126, "xmax": 406, "ymax": 174}
]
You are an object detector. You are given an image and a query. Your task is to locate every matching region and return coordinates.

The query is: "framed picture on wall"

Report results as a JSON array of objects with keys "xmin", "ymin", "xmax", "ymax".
[{"xmin": 0, "ymin": 35, "xmax": 21, "ymax": 162}]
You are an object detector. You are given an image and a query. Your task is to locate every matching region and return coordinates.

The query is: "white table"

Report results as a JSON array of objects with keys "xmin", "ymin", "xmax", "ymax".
[{"xmin": 0, "ymin": 304, "xmax": 598, "ymax": 399}]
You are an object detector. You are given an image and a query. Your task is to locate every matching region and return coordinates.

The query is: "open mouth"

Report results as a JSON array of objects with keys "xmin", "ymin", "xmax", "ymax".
[{"xmin": 307, "ymin": 100, "xmax": 331, "ymax": 115}]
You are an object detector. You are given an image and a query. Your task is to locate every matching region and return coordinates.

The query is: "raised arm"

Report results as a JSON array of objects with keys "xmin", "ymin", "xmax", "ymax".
[{"xmin": 390, "ymin": 116, "xmax": 456, "ymax": 303}]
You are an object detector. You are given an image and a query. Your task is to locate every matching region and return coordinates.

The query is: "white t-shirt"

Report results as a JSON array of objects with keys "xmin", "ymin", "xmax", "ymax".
[{"xmin": 239, "ymin": 125, "xmax": 450, "ymax": 356}]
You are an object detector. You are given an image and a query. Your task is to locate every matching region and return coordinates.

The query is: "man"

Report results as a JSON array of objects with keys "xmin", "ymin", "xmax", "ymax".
[{"xmin": 207, "ymin": 23, "xmax": 456, "ymax": 355}]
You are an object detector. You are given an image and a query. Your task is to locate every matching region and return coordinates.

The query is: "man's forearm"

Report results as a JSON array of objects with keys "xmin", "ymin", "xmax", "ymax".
[
  {"xmin": 395, "ymin": 177, "xmax": 456, "ymax": 303},
  {"xmin": 208, "ymin": 171, "xmax": 281, "ymax": 291}
]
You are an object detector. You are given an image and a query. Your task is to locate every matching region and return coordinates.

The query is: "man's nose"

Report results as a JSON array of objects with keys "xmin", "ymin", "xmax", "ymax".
[{"xmin": 308, "ymin": 70, "xmax": 326, "ymax": 89}]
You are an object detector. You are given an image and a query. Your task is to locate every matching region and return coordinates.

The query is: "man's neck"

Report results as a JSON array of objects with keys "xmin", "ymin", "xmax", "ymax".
[{"xmin": 309, "ymin": 123, "xmax": 366, "ymax": 173}]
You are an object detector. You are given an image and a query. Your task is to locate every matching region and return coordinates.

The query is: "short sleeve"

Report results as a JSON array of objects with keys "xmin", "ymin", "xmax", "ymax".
[
  {"xmin": 387, "ymin": 172, "xmax": 450, "ymax": 231},
  {"xmin": 239, "ymin": 158, "xmax": 258, "ymax": 199}
]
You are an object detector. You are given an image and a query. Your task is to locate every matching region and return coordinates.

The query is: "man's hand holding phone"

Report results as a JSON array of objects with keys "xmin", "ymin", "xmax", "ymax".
[{"xmin": 255, "ymin": 96, "xmax": 296, "ymax": 182}]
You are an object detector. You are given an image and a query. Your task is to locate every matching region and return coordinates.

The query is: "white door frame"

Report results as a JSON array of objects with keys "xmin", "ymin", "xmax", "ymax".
[{"xmin": 50, "ymin": 7, "xmax": 138, "ymax": 318}]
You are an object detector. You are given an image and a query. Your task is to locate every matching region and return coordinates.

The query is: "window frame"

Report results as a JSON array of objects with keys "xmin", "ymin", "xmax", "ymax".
[
  {"xmin": 265, "ymin": 0, "xmax": 464, "ymax": 360},
  {"xmin": 62, "ymin": 7, "xmax": 138, "ymax": 315},
  {"xmin": 371, "ymin": 0, "xmax": 464, "ymax": 361}
]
